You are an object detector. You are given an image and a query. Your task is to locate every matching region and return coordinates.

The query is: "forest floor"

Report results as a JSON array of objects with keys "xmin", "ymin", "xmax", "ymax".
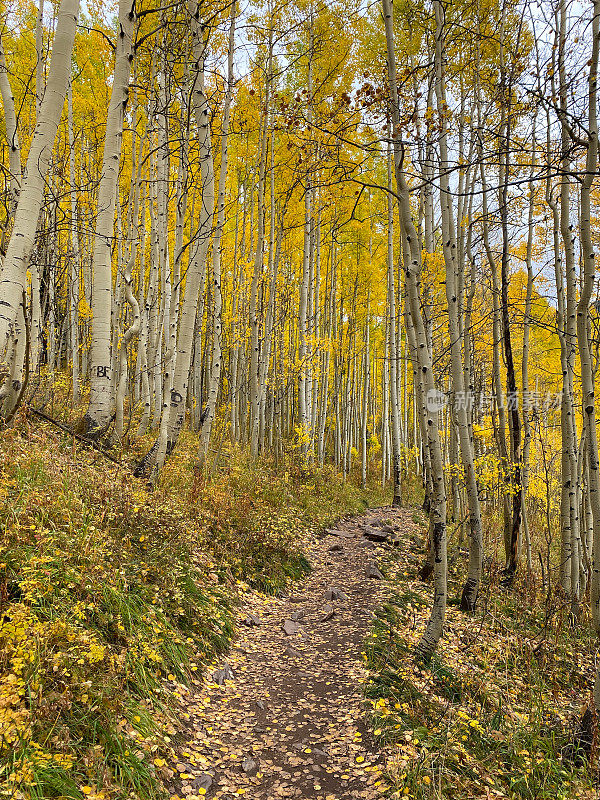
[
  {"xmin": 157, "ymin": 497, "xmax": 599, "ymax": 800},
  {"xmin": 159, "ymin": 507, "xmax": 410, "ymax": 800},
  {"xmin": 2, "ymin": 420, "xmax": 595, "ymax": 800},
  {"xmin": 0, "ymin": 422, "xmax": 391, "ymax": 800}
]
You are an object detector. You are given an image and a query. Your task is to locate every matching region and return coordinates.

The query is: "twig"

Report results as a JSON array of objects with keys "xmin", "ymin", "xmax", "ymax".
[{"xmin": 29, "ymin": 406, "xmax": 125, "ymax": 468}]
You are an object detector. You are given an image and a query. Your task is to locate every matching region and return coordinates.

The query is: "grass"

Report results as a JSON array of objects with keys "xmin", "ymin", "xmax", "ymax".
[
  {"xmin": 363, "ymin": 509, "xmax": 597, "ymax": 800},
  {"xmin": 0, "ymin": 416, "xmax": 390, "ymax": 800}
]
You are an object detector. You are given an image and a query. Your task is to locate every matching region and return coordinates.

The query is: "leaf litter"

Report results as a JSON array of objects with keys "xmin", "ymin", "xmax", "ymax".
[{"xmin": 159, "ymin": 508, "xmax": 409, "ymax": 800}]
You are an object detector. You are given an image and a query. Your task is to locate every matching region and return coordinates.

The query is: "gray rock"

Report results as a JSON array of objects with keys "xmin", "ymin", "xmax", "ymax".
[
  {"xmin": 283, "ymin": 619, "xmax": 300, "ymax": 635},
  {"xmin": 285, "ymin": 646, "xmax": 302, "ymax": 658},
  {"xmin": 191, "ymin": 774, "xmax": 213, "ymax": 792},
  {"xmin": 212, "ymin": 663, "xmax": 235, "ymax": 684},
  {"xmin": 328, "ymin": 542, "xmax": 343, "ymax": 552},
  {"xmin": 379, "ymin": 524, "xmax": 396, "ymax": 534},
  {"xmin": 325, "ymin": 587, "xmax": 348, "ymax": 601},
  {"xmin": 358, "ymin": 539, "xmax": 376, "ymax": 549},
  {"xmin": 243, "ymin": 613, "xmax": 261, "ymax": 626},
  {"xmin": 325, "ymin": 528, "xmax": 354, "ymax": 539},
  {"xmin": 290, "ymin": 610, "xmax": 305, "ymax": 621},
  {"xmin": 319, "ymin": 604, "xmax": 335, "ymax": 622},
  {"xmin": 366, "ymin": 565, "xmax": 384, "ymax": 580},
  {"xmin": 362, "ymin": 526, "xmax": 390, "ymax": 542},
  {"xmin": 242, "ymin": 757, "xmax": 258, "ymax": 775}
]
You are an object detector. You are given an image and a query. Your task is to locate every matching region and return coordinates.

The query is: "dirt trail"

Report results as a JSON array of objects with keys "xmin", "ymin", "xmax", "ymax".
[{"xmin": 166, "ymin": 506, "xmax": 410, "ymax": 800}]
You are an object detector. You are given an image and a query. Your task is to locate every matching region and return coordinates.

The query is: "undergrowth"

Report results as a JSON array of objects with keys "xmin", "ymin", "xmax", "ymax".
[
  {"xmin": 364, "ymin": 512, "xmax": 597, "ymax": 800},
  {"xmin": 0, "ymin": 417, "xmax": 389, "ymax": 800}
]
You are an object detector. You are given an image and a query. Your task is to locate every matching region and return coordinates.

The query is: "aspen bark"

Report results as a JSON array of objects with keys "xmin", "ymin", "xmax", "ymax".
[
  {"xmin": 249, "ymin": 45, "xmax": 270, "ymax": 457},
  {"xmin": 68, "ymin": 81, "xmax": 80, "ymax": 404},
  {"xmin": 383, "ymin": 0, "xmax": 446, "ymax": 658},
  {"xmin": 83, "ymin": 0, "xmax": 136, "ymax": 435},
  {"xmin": 557, "ymin": 1, "xmax": 581, "ymax": 607},
  {"xmin": 433, "ymin": 0, "xmax": 482, "ymax": 611},
  {"xmin": 0, "ymin": 0, "xmax": 80, "ymax": 377},
  {"xmin": 498, "ymin": 15, "xmax": 523, "ymax": 578},
  {"xmin": 521, "ymin": 131, "xmax": 536, "ymax": 576},
  {"xmin": 0, "ymin": 32, "xmax": 21, "ymax": 234},
  {"xmin": 199, "ymin": 0, "xmax": 236, "ymax": 466},
  {"xmin": 576, "ymin": 0, "xmax": 600, "ymax": 706},
  {"xmin": 162, "ymin": 0, "xmax": 215, "ymax": 456},
  {"xmin": 387, "ymin": 137, "xmax": 403, "ymax": 507}
]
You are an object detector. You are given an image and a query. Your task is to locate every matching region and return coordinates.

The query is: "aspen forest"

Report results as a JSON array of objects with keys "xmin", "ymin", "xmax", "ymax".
[{"xmin": 4, "ymin": 0, "xmax": 600, "ymax": 797}]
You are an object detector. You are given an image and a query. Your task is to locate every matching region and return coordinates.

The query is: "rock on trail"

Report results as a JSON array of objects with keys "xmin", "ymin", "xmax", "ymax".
[{"xmin": 164, "ymin": 507, "xmax": 412, "ymax": 800}]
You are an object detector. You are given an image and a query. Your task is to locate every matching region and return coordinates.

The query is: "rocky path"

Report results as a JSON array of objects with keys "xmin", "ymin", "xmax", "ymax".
[{"xmin": 165, "ymin": 507, "xmax": 409, "ymax": 800}]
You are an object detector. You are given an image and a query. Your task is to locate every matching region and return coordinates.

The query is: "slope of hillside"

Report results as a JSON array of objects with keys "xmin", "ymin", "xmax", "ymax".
[{"xmin": 0, "ymin": 418, "xmax": 389, "ymax": 800}]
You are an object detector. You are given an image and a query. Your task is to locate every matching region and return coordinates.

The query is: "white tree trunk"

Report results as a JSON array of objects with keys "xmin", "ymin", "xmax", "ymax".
[
  {"xmin": 434, "ymin": 0, "xmax": 482, "ymax": 611},
  {"xmin": 68, "ymin": 80, "xmax": 80, "ymax": 404},
  {"xmin": 575, "ymin": 0, "xmax": 600, "ymax": 706},
  {"xmin": 0, "ymin": 0, "xmax": 80, "ymax": 374},
  {"xmin": 0, "ymin": 32, "xmax": 21, "ymax": 231},
  {"xmin": 156, "ymin": 0, "xmax": 215, "ymax": 462},
  {"xmin": 386, "ymin": 137, "xmax": 403, "ymax": 506},
  {"xmin": 383, "ymin": 0, "xmax": 447, "ymax": 659},
  {"xmin": 35, "ymin": 0, "xmax": 45, "ymax": 113},
  {"xmin": 199, "ymin": 1, "xmax": 236, "ymax": 466},
  {"xmin": 83, "ymin": 0, "xmax": 135, "ymax": 435}
]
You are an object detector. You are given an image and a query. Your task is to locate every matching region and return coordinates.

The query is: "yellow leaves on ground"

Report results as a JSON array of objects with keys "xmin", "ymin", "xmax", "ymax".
[
  {"xmin": 364, "ymin": 510, "xmax": 596, "ymax": 800},
  {"xmin": 80, "ymin": 789, "xmax": 105, "ymax": 800},
  {"xmin": 0, "ymin": 424, "xmax": 390, "ymax": 797}
]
